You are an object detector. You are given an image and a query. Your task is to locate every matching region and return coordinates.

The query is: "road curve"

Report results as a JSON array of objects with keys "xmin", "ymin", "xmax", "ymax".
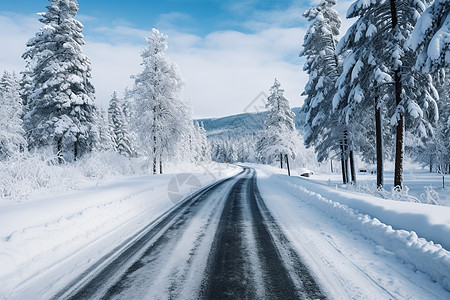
[{"xmin": 55, "ymin": 167, "xmax": 325, "ymax": 299}]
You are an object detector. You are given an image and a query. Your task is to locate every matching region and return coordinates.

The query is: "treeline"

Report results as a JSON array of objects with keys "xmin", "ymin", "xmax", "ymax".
[
  {"xmin": 301, "ymin": 0, "xmax": 450, "ymax": 188},
  {"xmin": 0, "ymin": 0, "xmax": 210, "ymax": 173},
  {"xmin": 210, "ymin": 79, "xmax": 319, "ymax": 175}
]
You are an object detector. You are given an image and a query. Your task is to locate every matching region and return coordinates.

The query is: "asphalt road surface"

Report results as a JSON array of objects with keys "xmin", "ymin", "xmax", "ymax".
[{"xmin": 55, "ymin": 167, "xmax": 325, "ymax": 299}]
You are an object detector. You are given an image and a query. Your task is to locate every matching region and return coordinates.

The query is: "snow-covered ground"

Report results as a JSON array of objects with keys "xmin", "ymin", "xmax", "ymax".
[
  {"xmin": 2, "ymin": 161, "xmax": 450, "ymax": 299},
  {"xmin": 0, "ymin": 162, "xmax": 241, "ymax": 299},
  {"xmin": 312, "ymin": 169, "xmax": 450, "ymax": 206},
  {"xmin": 252, "ymin": 164, "xmax": 450, "ymax": 298}
]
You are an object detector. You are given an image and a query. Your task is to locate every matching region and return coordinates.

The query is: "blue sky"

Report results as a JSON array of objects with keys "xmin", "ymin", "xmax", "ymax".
[
  {"xmin": 0, "ymin": 0, "xmax": 353, "ymax": 118},
  {"xmin": 1, "ymin": 0, "xmax": 307, "ymax": 35}
]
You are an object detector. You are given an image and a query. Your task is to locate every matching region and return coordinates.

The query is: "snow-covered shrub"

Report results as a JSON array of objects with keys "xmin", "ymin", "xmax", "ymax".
[
  {"xmin": 77, "ymin": 151, "xmax": 146, "ymax": 179},
  {"xmin": 0, "ymin": 153, "xmax": 80, "ymax": 203},
  {"xmin": 0, "ymin": 152, "xmax": 148, "ymax": 203},
  {"xmin": 347, "ymin": 181, "xmax": 421, "ymax": 203},
  {"xmin": 420, "ymin": 185, "xmax": 440, "ymax": 205},
  {"xmin": 390, "ymin": 185, "xmax": 421, "ymax": 203}
]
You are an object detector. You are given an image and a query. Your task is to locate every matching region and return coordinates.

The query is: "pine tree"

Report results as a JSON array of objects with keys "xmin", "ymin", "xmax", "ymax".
[
  {"xmin": 189, "ymin": 121, "xmax": 210, "ymax": 163},
  {"xmin": 258, "ymin": 79, "xmax": 297, "ymax": 173},
  {"xmin": 409, "ymin": 70, "xmax": 450, "ymax": 173},
  {"xmin": 198, "ymin": 122, "xmax": 210, "ymax": 162},
  {"xmin": 95, "ymin": 108, "xmax": 113, "ymax": 152},
  {"xmin": 410, "ymin": 0, "xmax": 450, "ymax": 73},
  {"xmin": 108, "ymin": 92, "xmax": 135, "ymax": 157},
  {"xmin": 436, "ymin": 72, "xmax": 450, "ymax": 173},
  {"xmin": 336, "ymin": 0, "xmax": 437, "ymax": 188},
  {"xmin": 409, "ymin": 1, "xmax": 450, "ymax": 173},
  {"xmin": 300, "ymin": 0, "xmax": 353, "ymax": 183},
  {"xmin": 22, "ymin": 0, "xmax": 98, "ymax": 162},
  {"xmin": 132, "ymin": 28, "xmax": 185, "ymax": 174},
  {"xmin": 0, "ymin": 71, "xmax": 27, "ymax": 159}
]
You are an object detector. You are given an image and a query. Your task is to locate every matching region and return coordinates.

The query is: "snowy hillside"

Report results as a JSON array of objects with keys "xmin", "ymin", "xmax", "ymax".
[{"xmin": 197, "ymin": 107, "xmax": 305, "ymax": 138}]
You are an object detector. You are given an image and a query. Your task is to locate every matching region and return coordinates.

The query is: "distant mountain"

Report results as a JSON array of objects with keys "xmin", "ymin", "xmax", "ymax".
[{"xmin": 196, "ymin": 107, "xmax": 305, "ymax": 138}]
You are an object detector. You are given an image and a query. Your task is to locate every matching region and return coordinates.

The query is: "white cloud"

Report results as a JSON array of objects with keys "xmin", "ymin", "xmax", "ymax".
[
  {"xmin": 0, "ymin": 13, "xmax": 39, "ymax": 73},
  {"xmin": 165, "ymin": 28, "xmax": 307, "ymax": 118},
  {"xmin": 83, "ymin": 42, "xmax": 141, "ymax": 105},
  {"xmin": 0, "ymin": 0, "xmax": 354, "ymax": 118}
]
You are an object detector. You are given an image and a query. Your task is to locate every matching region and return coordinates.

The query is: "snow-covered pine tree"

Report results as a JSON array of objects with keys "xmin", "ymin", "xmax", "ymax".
[
  {"xmin": 436, "ymin": 71, "xmax": 450, "ymax": 173},
  {"xmin": 108, "ymin": 92, "xmax": 135, "ymax": 157},
  {"xmin": 95, "ymin": 107, "xmax": 113, "ymax": 152},
  {"xmin": 22, "ymin": 0, "xmax": 98, "ymax": 162},
  {"xmin": 210, "ymin": 139, "xmax": 224, "ymax": 163},
  {"xmin": 410, "ymin": 0, "xmax": 450, "ymax": 73},
  {"xmin": 409, "ymin": 70, "xmax": 450, "ymax": 173},
  {"xmin": 258, "ymin": 79, "xmax": 297, "ymax": 173},
  {"xmin": 336, "ymin": 0, "xmax": 438, "ymax": 188},
  {"xmin": 189, "ymin": 121, "xmax": 210, "ymax": 163},
  {"xmin": 19, "ymin": 63, "xmax": 33, "ymax": 111},
  {"xmin": 198, "ymin": 122, "xmax": 210, "ymax": 162},
  {"xmin": 0, "ymin": 71, "xmax": 27, "ymax": 159},
  {"xmin": 133, "ymin": 28, "xmax": 185, "ymax": 174},
  {"xmin": 409, "ymin": 1, "xmax": 450, "ymax": 173},
  {"xmin": 300, "ymin": 0, "xmax": 353, "ymax": 183}
]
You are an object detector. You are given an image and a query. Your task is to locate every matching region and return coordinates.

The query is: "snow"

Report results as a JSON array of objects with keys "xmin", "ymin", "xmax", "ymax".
[
  {"xmin": 375, "ymin": 68, "xmax": 392, "ymax": 84},
  {"xmin": 366, "ymin": 23, "xmax": 377, "ymax": 38},
  {"xmin": 289, "ymin": 171, "xmax": 450, "ymax": 250},
  {"xmin": 0, "ymin": 162, "xmax": 241, "ymax": 298},
  {"xmin": 428, "ymin": 13, "xmax": 450, "ymax": 61},
  {"xmin": 350, "ymin": 59, "xmax": 364, "ymax": 83},
  {"xmin": 251, "ymin": 164, "xmax": 450, "ymax": 297},
  {"xmin": 3, "ymin": 154, "xmax": 450, "ymax": 298},
  {"xmin": 407, "ymin": 100, "xmax": 424, "ymax": 119}
]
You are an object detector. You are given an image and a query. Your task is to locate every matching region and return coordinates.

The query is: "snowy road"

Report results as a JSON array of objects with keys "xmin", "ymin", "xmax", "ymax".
[
  {"xmin": 5, "ymin": 165, "xmax": 449, "ymax": 299},
  {"xmin": 54, "ymin": 167, "xmax": 325, "ymax": 299}
]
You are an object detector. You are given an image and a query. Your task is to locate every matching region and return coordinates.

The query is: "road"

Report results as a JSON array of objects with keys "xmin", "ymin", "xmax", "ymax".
[{"xmin": 55, "ymin": 167, "xmax": 325, "ymax": 299}]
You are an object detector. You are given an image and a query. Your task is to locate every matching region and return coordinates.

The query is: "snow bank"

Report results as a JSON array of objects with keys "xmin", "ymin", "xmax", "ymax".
[
  {"xmin": 0, "ymin": 152, "xmax": 148, "ymax": 205},
  {"xmin": 0, "ymin": 161, "xmax": 240, "ymax": 298},
  {"xmin": 279, "ymin": 174, "xmax": 450, "ymax": 251},
  {"xmin": 268, "ymin": 173, "xmax": 450, "ymax": 291}
]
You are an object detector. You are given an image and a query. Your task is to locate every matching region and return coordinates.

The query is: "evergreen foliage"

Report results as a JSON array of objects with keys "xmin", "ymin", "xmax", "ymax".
[
  {"xmin": 108, "ymin": 92, "xmax": 135, "ymax": 157},
  {"xmin": 0, "ymin": 71, "xmax": 27, "ymax": 159},
  {"xmin": 22, "ymin": 0, "xmax": 98, "ymax": 161},
  {"xmin": 257, "ymin": 79, "xmax": 297, "ymax": 166},
  {"xmin": 132, "ymin": 28, "xmax": 187, "ymax": 173}
]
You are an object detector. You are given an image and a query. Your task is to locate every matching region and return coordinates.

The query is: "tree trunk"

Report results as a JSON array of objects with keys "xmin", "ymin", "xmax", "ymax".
[
  {"xmin": 331, "ymin": 159, "xmax": 333, "ymax": 173},
  {"xmin": 340, "ymin": 144, "xmax": 348, "ymax": 184},
  {"xmin": 375, "ymin": 88, "xmax": 384, "ymax": 188},
  {"xmin": 429, "ymin": 155, "xmax": 433, "ymax": 173},
  {"xmin": 349, "ymin": 150, "xmax": 356, "ymax": 184},
  {"xmin": 390, "ymin": 0, "xmax": 404, "ymax": 189},
  {"xmin": 393, "ymin": 70, "xmax": 404, "ymax": 189},
  {"xmin": 280, "ymin": 153, "xmax": 283, "ymax": 169},
  {"xmin": 152, "ymin": 107, "xmax": 157, "ymax": 175},
  {"xmin": 343, "ymin": 133, "xmax": 350, "ymax": 184},
  {"xmin": 285, "ymin": 154, "xmax": 291, "ymax": 176},
  {"xmin": 73, "ymin": 142, "xmax": 78, "ymax": 162},
  {"xmin": 153, "ymin": 133, "xmax": 157, "ymax": 174},
  {"xmin": 160, "ymin": 154, "xmax": 163, "ymax": 174},
  {"xmin": 57, "ymin": 138, "xmax": 63, "ymax": 164}
]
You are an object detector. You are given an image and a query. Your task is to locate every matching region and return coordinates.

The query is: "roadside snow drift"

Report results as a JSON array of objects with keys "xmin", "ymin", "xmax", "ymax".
[
  {"xmin": 254, "ymin": 165, "xmax": 450, "ymax": 294},
  {"xmin": 0, "ymin": 163, "xmax": 240, "ymax": 299}
]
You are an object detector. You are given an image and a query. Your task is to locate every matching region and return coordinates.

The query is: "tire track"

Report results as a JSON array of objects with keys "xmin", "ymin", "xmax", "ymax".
[{"xmin": 201, "ymin": 168, "xmax": 325, "ymax": 299}]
